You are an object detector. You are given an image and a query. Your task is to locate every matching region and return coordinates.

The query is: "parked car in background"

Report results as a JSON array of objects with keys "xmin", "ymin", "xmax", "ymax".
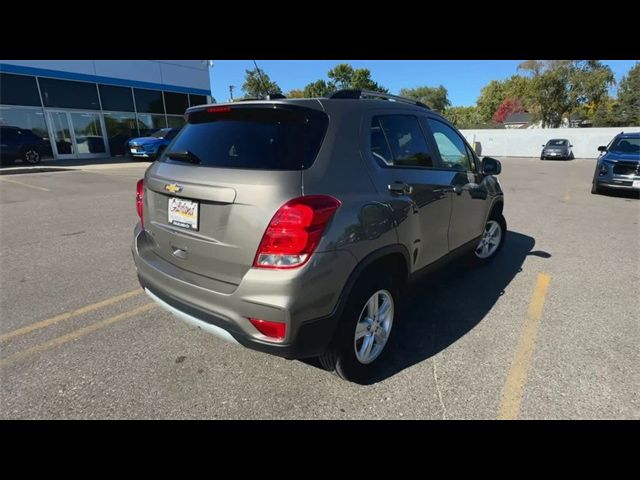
[
  {"xmin": 591, "ymin": 132, "xmax": 640, "ymax": 195},
  {"xmin": 131, "ymin": 90, "xmax": 506, "ymax": 383},
  {"xmin": 127, "ymin": 128, "xmax": 181, "ymax": 161},
  {"xmin": 540, "ymin": 139, "xmax": 574, "ymax": 160},
  {"xmin": 0, "ymin": 126, "xmax": 51, "ymax": 165}
]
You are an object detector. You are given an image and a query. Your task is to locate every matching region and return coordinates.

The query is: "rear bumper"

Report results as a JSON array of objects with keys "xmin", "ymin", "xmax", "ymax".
[{"xmin": 132, "ymin": 225, "xmax": 356, "ymax": 359}]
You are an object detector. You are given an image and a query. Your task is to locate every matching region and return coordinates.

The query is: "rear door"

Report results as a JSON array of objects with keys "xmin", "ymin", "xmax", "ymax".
[
  {"xmin": 142, "ymin": 104, "xmax": 328, "ymax": 287},
  {"xmin": 365, "ymin": 113, "xmax": 452, "ymax": 270}
]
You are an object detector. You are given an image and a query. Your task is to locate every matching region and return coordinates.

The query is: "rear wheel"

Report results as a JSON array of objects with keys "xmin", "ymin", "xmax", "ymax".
[
  {"xmin": 22, "ymin": 148, "xmax": 41, "ymax": 165},
  {"xmin": 319, "ymin": 271, "xmax": 401, "ymax": 384}
]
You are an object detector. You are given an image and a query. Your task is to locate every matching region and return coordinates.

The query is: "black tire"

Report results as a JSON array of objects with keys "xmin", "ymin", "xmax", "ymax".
[
  {"xmin": 318, "ymin": 269, "xmax": 402, "ymax": 384},
  {"xmin": 21, "ymin": 148, "xmax": 41, "ymax": 165},
  {"xmin": 540, "ymin": 156, "xmax": 545, "ymax": 160},
  {"xmin": 472, "ymin": 211, "xmax": 507, "ymax": 264},
  {"xmin": 591, "ymin": 183, "xmax": 601, "ymax": 195}
]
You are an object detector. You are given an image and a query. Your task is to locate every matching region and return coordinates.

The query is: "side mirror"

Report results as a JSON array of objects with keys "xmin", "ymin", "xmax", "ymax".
[
  {"xmin": 481, "ymin": 157, "xmax": 501, "ymax": 175},
  {"xmin": 598, "ymin": 146, "xmax": 607, "ymax": 152}
]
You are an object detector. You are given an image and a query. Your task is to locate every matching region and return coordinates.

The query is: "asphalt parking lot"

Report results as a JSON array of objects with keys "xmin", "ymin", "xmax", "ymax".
[{"xmin": 0, "ymin": 157, "xmax": 638, "ymax": 419}]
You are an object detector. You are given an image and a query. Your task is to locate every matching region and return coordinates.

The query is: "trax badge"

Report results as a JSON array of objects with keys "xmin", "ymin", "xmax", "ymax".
[{"xmin": 165, "ymin": 183, "xmax": 183, "ymax": 194}]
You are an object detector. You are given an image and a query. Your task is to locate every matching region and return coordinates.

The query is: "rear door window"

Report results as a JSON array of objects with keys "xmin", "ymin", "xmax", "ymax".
[
  {"xmin": 163, "ymin": 106, "xmax": 328, "ymax": 170},
  {"xmin": 370, "ymin": 115, "xmax": 435, "ymax": 168}
]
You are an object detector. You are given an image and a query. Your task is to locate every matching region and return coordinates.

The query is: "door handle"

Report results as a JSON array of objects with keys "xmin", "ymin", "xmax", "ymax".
[{"xmin": 388, "ymin": 181, "xmax": 413, "ymax": 195}]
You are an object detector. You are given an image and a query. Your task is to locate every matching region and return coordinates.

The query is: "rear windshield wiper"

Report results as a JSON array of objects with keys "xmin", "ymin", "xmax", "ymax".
[{"xmin": 166, "ymin": 150, "xmax": 201, "ymax": 164}]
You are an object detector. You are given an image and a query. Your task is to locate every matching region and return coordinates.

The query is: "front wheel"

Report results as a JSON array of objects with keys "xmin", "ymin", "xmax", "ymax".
[
  {"xmin": 473, "ymin": 213, "xmax": 506, "ymax": 263},
  {"xmin": 591, "ymin": 183, "xmax": 601, "ymax": 195},
  {"xmin": 319, "ymin": 274, "xmax": 401, "ymax": 384}
]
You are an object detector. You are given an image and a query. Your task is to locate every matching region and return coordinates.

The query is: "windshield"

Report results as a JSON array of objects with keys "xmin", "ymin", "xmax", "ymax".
[
  {"xmin": 609, "ymin": 137, "xmax": 640, "ymax": 154},
  {"xmin": 547, "ymin": 139, "xmax": 568, "ymax": 146},
  {"xmin": 150, "ymin": 128, "xmax": 172, "ymax": 138}
]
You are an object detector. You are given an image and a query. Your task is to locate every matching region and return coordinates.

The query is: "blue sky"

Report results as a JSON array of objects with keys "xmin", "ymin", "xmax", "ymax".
[{"xmin": 209, "ymin": 60, "xmax": 638, "ymax": 106}]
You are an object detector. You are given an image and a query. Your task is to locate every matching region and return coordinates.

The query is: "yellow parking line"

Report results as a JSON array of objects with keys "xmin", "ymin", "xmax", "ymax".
[
  {"xmin": 0, "ymin": 176, "xmax": 51, "ymax": 192},
  {"xmin": 0, "ymin": 303, "xmax": 156, "ymax": 368},
  {"xmin": 497, "ymin": 273, "xmax": 552, "ymax": 420},
  {"xmin": 563, "ymin": 190, "xmax": 572, "ymax": 202},
  {"xmin": 0, "ymin": 289, "xmax": 143, "ymax": 342}
]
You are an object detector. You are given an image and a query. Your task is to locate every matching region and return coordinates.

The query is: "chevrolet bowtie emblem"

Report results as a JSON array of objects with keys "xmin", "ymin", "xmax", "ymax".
[{"xmin": 164, "ymin": 183, "xmax": 183, "ymax": 194}]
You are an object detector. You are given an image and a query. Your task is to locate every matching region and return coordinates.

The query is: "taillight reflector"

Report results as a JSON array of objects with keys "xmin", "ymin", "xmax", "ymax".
[
  {"xmin": 249, "ymin": 318, "xmax": 286, "ymax": 341},
  {"xmin": 136, "ymin": 178, "xmax": 144, "ymax": 228}
]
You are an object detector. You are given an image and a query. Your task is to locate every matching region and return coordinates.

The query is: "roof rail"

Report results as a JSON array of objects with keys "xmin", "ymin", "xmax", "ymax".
[{"xmin": 329, "ymin": 89, "xmax": 431, "ymax": 110}]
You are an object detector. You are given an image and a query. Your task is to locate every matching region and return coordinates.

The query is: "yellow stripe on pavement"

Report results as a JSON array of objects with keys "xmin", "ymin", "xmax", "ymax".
[
  {"xmin": 0, "ymin": 303, "xmax": 156, "ymax": 368},
  {"xmin": 497, "ymin": 273, "xmax": 552, "ymax": 420},
  {"xmin": 0, "ymin": 289, "xmax": 143, "ymax": 342},
  {"xmin": 0, "ymin": 176, "xmax": 51, "ymax": 192}
]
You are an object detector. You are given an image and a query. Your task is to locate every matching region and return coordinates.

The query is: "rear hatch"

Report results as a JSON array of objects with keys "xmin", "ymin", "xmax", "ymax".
[{"xmin": 142, "ymin": 103, "xmax": 328, "ymax": 288}]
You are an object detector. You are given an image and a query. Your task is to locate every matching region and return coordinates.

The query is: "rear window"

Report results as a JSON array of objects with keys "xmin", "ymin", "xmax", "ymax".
[{"xmin": 161, "ymin": 106, "xmax": 328, "ymax": 170}]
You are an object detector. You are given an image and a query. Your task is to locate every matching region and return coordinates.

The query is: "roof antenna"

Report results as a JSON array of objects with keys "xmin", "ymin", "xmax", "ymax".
[{"xmin": 253, "ymin": 60, "xmax": 271, "ymax": 98}]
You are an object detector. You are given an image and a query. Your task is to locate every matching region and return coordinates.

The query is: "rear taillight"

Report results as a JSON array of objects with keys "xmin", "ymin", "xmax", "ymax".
[
  {"xmin": 253, "ymin": 195, "xmax": 341, "ymax": 269},
  {"xmin": 249, "ymin": 317, "xmax": 286, "ymax": 341},
  {"xmin": 136, "ymin": 179, "xmax": 144, "ymax": 228}
]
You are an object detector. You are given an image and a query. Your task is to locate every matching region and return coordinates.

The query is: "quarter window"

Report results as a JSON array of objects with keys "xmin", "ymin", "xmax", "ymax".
[
  {"xmin": 371, "ymin": 115, "xmax": 434, "ymax": 168},
  {"xmin": 427, "ymin": 118, "xmax": 472, "ymax": 171}
]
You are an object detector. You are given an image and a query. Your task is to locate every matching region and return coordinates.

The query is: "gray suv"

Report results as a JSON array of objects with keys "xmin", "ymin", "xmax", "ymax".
[{"xmin": 132, "ymin": 90, "xmax": 506, "ymax": 383}]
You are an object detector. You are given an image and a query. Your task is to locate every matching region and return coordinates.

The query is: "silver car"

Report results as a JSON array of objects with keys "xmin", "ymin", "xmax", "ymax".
[
  {"xmin": 541, "ymin": 139, "xmax": 574, "ymax": 160},
  {"xmin": 132, "ymin": 90, "xmax": 506, "ymax": 383}
]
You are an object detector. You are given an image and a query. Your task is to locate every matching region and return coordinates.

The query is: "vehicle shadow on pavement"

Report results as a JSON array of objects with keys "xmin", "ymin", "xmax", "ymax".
[{"xmin": 311, "ymin": 230, "xmax": 541, "ymax": 385}]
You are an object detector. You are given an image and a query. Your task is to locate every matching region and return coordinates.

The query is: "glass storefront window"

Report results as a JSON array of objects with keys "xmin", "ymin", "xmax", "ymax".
[
  {"xmin": 164, "ymin": 92, "xmax": 189, "ymax": 115},
  {"xmin": 0, "ymin": 105, "xmax": 53, "ymax": 160},
  {"xmin": 38, "ymin": 77, "xmax": 101, "ymax": 110},
  {"xmin": 99, "ymin": 85, "xmax": 135, "ymax": 112},
  {"xmin": 137, "ymin": 114, "xmax": 167, "ymax": 136},
  {"xmin": 166, "ymin": 115, "xmax": 186, "ymax": 129},
  {"xmin": 70, "ymin": 112, "xmax": 106, "ymax": 154},
  {"xmin": 0, "ymin": 73, "xmax": 42, "ymax": 106},
  {"xmin": 104, "ymin": 112, "xmax": 138, "ymax": 156},
  {"xmin": 134, "ymin": 88, "xmax": 164, "ymax": 114},
  {"xmin": 189, "ymin": 94, "xmax": 208, "ymax": 107}
]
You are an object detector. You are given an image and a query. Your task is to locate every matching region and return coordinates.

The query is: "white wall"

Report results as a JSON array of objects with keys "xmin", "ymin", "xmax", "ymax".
[
  {"xmin": 0, "ymin": 60, "xmax": 211, "ymax": 92},
  {"xmin": 460, "ymin": 127, "xmax": 640, "ymax": 159}
]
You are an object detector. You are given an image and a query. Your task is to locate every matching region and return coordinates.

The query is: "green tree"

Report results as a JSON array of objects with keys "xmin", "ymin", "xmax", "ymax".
[
  {"xmin": 241, "ymin": 68, "xmax": 282, "ymax": 98},
  {"xmin": 287, "ymin": 89, "xmax": 305, "ymax": 98},
  {"xmin": 526, "ymin": 60, "xmax": 615, "ymax": 127},
  {"xmin": 616, "ymin": 62, "xmax": 640, "ymax": 125},
  {"xmin": 476, "ymin": 80, "xmax": 506, "ymax": 121},
  {"xmin": 302, "ymin": 79, "xmax": 335, "ymax": 98},
  {"xmin": 399, "ymin": 85, "xmax": 450, "ymax": 113},
  {"xmin": 327, "ymin": 63, "xmax": 388, "ymax": 92},
  {"xmin": 444, "ymin": 106, "xmax": 486, "ymax": 129}
]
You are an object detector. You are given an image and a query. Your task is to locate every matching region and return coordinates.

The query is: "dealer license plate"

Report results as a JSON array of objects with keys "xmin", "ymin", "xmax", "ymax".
[{"xmin": 168, "ymin": 197, "xmax": 199, "ymax": 230}]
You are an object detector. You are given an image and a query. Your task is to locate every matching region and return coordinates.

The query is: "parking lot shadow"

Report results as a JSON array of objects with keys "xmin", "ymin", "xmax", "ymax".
[{"xmin": 303, "ymin": 231, "xmax": 541, "ymax": 384}]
